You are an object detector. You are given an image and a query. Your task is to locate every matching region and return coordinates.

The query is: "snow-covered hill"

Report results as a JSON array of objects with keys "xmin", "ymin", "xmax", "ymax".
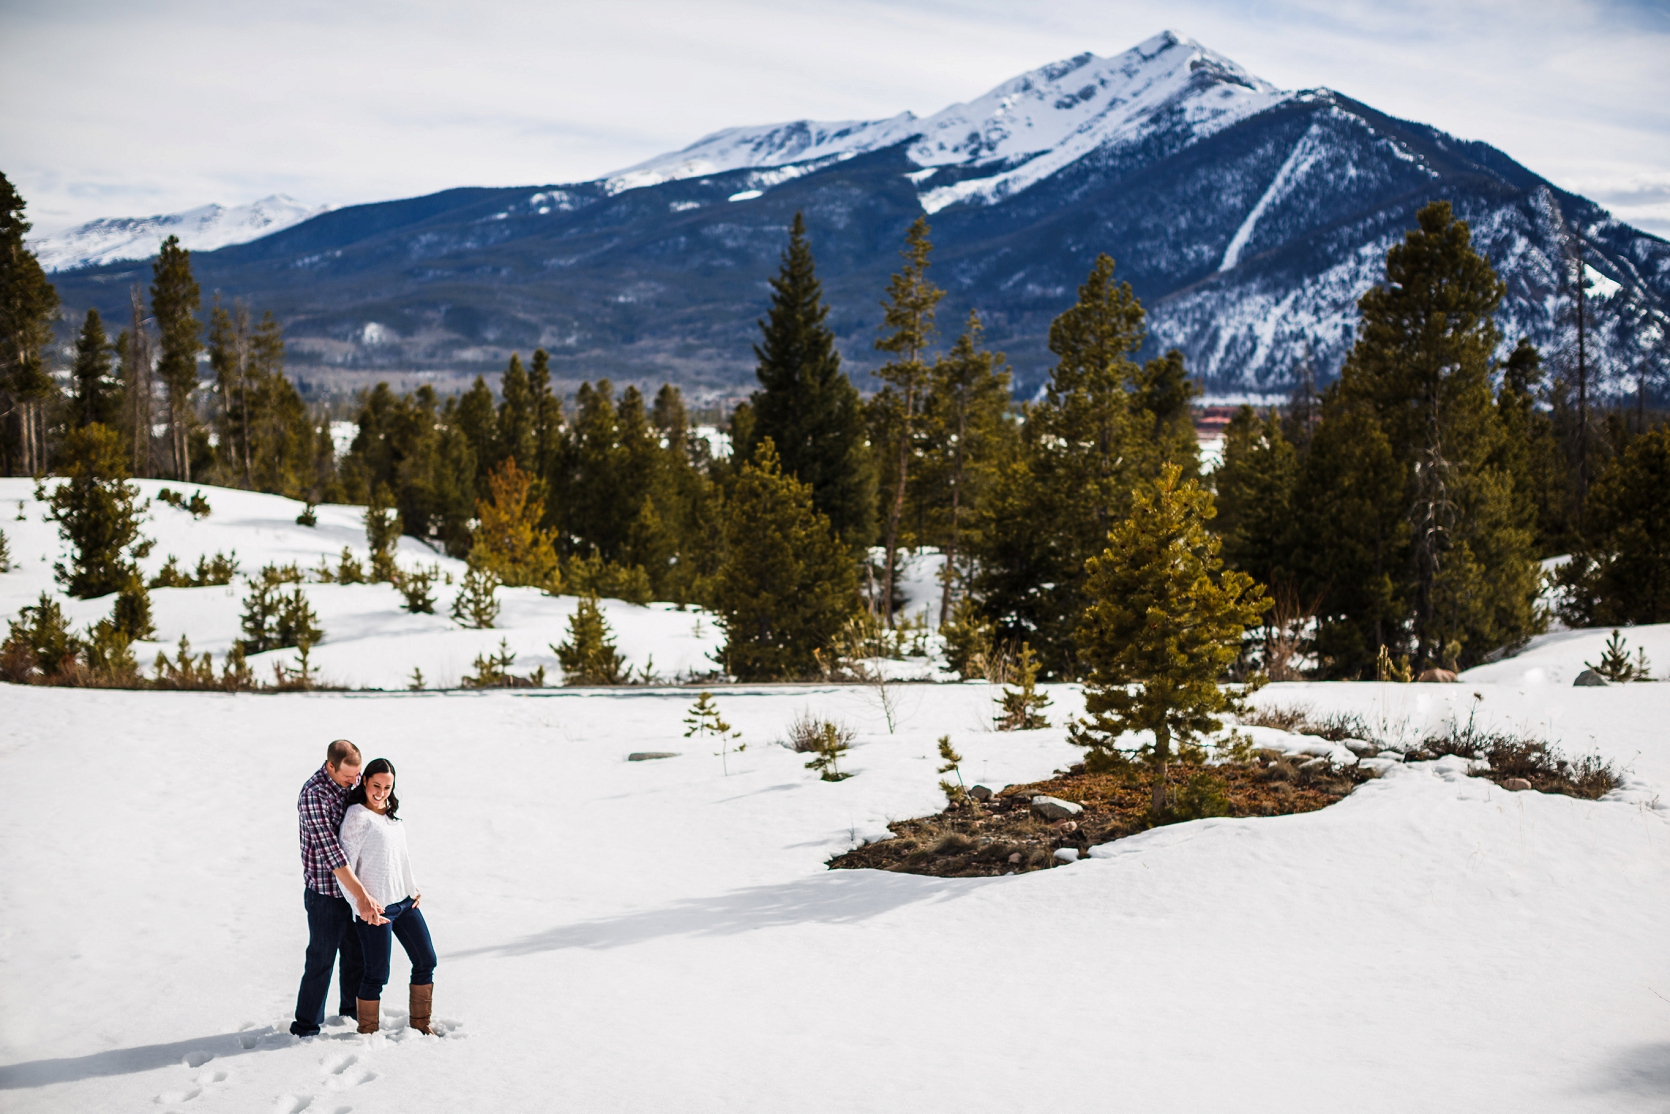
[{"xmin": 31, "ymin": 195, "xmax": 329, "ymax": 272}]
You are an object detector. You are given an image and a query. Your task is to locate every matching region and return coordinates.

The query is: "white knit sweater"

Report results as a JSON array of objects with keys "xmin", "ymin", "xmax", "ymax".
[{"xmin": 339, "ymin": 803, "xmax": 418, "ymax": 918}]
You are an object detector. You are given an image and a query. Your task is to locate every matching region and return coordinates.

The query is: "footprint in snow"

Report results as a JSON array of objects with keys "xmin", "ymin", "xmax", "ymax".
[
  {"xmin": 197, "ymin": 1069, "xmax": 229, "ymax": 1086},
  {"xmin": 324, "ymin": 1054, "xmax": 357, "ymax": 1076},
  {"xmin": 154, "ymin": 1086, "xmax": 201, "ymax": 1104},
  {"xmin": 183, "ymin": 1050, "xmax": 214, "ymax": 1068},
  {"xmin": 274, "ymin": 1095, "xmax": 313, "ymax": 1114}
]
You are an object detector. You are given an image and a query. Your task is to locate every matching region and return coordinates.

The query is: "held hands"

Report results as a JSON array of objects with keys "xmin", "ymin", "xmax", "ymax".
[
  {"xmin": 413, "ymin": 891, "xmax": 422, "ymax": 909},
  {"xmin": 357, "ymin": 894, "xmax": 388, "ymax": 926}
]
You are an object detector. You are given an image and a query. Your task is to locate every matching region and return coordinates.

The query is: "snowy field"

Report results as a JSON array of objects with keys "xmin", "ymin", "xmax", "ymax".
[{"xmin": 3, "ymin": 479, "xmax": 1670, "ymax": 1111}]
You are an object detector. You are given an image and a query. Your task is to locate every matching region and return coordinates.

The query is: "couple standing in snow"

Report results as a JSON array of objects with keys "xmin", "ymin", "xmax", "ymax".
[{"xmin": 290, "ymin": 739, "xmax": 439, "ymax": 1038}]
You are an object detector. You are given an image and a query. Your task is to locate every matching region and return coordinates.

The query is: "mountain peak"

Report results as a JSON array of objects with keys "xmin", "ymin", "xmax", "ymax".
[{"xmin": 31, "ymin": 194, "xmax": 330, "ymax": 272}]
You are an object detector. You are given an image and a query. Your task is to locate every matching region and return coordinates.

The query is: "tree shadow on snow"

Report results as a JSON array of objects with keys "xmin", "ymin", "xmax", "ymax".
[
  {"xmin": 456, "ymin": 870, "xmax": 989, "ymax": 957},
  {"xmin": 0, "ymin": 1027, "xmax": 285, "ymax": 1089}
]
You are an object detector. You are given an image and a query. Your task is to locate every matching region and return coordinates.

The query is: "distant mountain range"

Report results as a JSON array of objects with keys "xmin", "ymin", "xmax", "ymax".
[
  {"xmin": 34, "ymin": 195, "xmax": 329, "ymax": 272},
  {"xmin": 46, "ymin": 32, "xmax": 1669, "ymax": 400}
]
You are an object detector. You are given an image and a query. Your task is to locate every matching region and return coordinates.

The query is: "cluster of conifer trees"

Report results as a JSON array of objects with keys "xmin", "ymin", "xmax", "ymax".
[{"xmin": 6, "ymin": 163, "xmax": 1666, "ymax": 684}]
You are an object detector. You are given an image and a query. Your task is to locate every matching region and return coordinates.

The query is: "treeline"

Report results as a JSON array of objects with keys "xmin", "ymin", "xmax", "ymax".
[
  {"xmin": 1, "ymin": 173, "xmax": 333, "ymax": 498},
  {"xmin": 7, "ymin": 165, "xmax": 1667, "ymax": 685}
]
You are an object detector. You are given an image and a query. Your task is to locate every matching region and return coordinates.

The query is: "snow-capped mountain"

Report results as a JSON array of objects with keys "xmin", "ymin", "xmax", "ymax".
[
  {"xmin": 47, "ymin": 32, "xmax": 1668, "ymax": 399},
  {"xmin": 612, "ymin": 34, "xmax": 1289, "ymax": 215},
  {"xmin": 32, "ymin": 195, "xmax": 329, "ymax": 272}
]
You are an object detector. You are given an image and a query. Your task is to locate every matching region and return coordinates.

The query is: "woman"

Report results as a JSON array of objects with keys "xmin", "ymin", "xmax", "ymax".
[{"xmin": 340, "ymin": 757, "xmax": 438, "ymax": 1035}]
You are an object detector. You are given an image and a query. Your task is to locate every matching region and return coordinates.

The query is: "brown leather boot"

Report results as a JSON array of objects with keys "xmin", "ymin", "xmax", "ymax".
[
  {"xmin": 356, "ymin": 998, "xmax": 379, "ymax": 1034},
  {"xmin": 409, "ymin": 983, "xmax": 434, "ymax": 1035}
]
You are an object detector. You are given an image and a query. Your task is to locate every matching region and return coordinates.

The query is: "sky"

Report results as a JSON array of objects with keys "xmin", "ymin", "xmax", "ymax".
[{"xmin": 3, "ymin": 0, "xmax": 1668, "ymax": 237}]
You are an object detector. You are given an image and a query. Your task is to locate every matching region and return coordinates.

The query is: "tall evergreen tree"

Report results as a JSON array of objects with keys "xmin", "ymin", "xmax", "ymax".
[
  {"xmin": 526, "ymin": 348, "xmax": 566, "ymax": 484},
  {"xmin": 916, "ymin": 310, "xmax": 1013, "ymax": 622},
  {"xmin": 1074, "ymin": 464, "xmax": 1270, "ymax": 815},
  {"xmin": 1212, "ymin": 405, "xmax": 1297, "ymax": 592},
  {"xmin": 744, "ymin": 212, "xmax": 874, "ymax": 551},
  {"xmin": 873, "ymin": 216, "xmax": 944, "ymax": 623},
  {"xmin": 1558, "ymin": 423, "xmax": 1670, "ymax": 625},
  {"xmin": 714, "ymin": 439, "xmax": 858, "ymax": 680},
  {"xmin": 471, "ymin": 457, "xmax": 561, "ymax": 589},
  {"xmin": 1494, "ymin": 338, "xmax": 1572, "ymax": 556},
  {"xmin": 974, "ymin": 253, "xmax": 1162, "ymax": 674},
  {"xmin": 121, "ymin": 284, "xmax": 156, "ymax": 478},
  {"xmin": 0, "ymin": 173, "xmax": 60, "ymax": 476},
  {"xmin": 207, "ymin": 296, "xmax": 254, "ymax": 486},
  {"xmin": 497, "ymin": 353, "xmax": 535, "ymax": 474},
  {"xmin": 150, "ymin": 235, "xmax": 201, "ymax": 481},
  {"xmin": 455, "ymin": 374, "xmax": 498, "ymax": 500},
  {"xmin": 71, "ymin": 309, "xmax": 122, "ymax": 430},
  {"xmin": 1324, "ymin": 200, "xmax": 1540, "ymax": 670}
]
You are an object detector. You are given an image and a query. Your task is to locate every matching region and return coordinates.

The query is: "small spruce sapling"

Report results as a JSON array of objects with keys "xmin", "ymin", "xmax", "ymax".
[
  {"xmin": 395, "ymin": 564, "xmax": 440, "ymax": 614},
  {"xmin": 685, "ymin": 691, "xmax": 745, "ymax": 774},
  {"xmin": 409, "ymin": 666, "xmax": 426, "ymax": 691},
  {"xmin": 1588, "ymin": 630, "xmax": 1652, "ymax": 683},
  {"xmin": 451, "ymin": 565, "xmax": 501, "ymax": 629},
  {"xmin": 554, "ymin": 593, "xmax": 625, "ymax": 684},
  {"xmin": 0, "ymin": 527, "xmax": 10, "ymax": 572},
  {"xmin": 296, "ymin": 501, "xmax": 318, "ymax": 527},
  {"xmin": 936, "ymin": 735, "xmax": 966, "ymax": 803},
  {"xmin": 464, "ymin": 639, "xmax": 519, "ymax": 688},
  {"xmin": 336, "ymin": 547, "xmax": 366, "ymax": 585},
  {"xmin": 995, "ymin": 642, "xmax": 1051, "ymax": 730},
  {"xmin": 364, "ymin": 484, "xmax": 402, "ymax": 582},
  {"xmin": 804, "ymin": 721, "xmax": 852, "ymax": 782}
]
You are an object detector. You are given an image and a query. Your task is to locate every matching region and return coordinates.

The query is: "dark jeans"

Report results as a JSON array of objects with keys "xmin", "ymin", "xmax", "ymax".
[
  {"xmin": 291, "ymin": 888, "xmax": 366, "ymax": 1036},
  {"xmin": 353, "ymin": 896, "xmax": 437, "ymax": 1000}
]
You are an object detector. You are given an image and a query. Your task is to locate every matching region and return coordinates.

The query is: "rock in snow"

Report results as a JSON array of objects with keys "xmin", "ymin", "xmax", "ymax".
[
  {"xmin": 1030, "ymin": 795, "xmax": 1084, "ymax": 821},
  {"xmin": 1573, "ymin": 669, "xmax": 1609, "ymax": 687},
  {"xmin": 628, "ymin": 752, "xmax": 681, "ymax": 762}
]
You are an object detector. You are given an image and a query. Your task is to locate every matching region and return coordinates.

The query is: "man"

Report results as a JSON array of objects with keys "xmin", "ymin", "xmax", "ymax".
[{"xmin": 291, "ymin": 739, "xmax": 387, "ymax": 1037}]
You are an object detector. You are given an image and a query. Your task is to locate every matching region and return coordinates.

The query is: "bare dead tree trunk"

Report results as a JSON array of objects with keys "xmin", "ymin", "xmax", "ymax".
[
  {"xmin": 127, "ymin": 285, "xmax": 153, "ymax": 478},
  {"xmin": 1575, "ymin": 235, "xmax": 1588, "ymax": 527}
]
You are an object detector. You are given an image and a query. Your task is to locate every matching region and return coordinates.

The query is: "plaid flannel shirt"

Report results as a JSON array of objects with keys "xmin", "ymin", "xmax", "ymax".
[{"xmin": 298, "ymin": 764, "xmax": 352, "ymax": 897}]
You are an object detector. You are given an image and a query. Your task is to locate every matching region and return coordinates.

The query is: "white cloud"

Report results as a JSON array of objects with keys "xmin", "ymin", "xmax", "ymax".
[{"xmin": 3, "ymin": 0, "xmax": 1666, "ymax": 235}]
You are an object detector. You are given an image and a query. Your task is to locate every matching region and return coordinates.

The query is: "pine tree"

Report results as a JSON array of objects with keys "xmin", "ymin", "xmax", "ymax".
[
  {"xmin": 1324, "ymin": 200, "xmax": 1540, "ymax": 670},
  {"xmin": 1, "ymin": 592, "xmax": 83, "ymax": 681},
  {"xmin": 44, "ymin": 424, "xmax": 150, "ymax": 599},
  {"xmin": 150, "ymin": 235, "xmax": 201, "ymax": 481},
  {"xmin": 1074, "ymin": 464, "xmax": 1271, "ymax": 815},
  {"xmin": 554, "ymin": 593, "xmax": 625, "ymax": 684},
  {"xmin": 470, "ymin": 457, "xmax": 560, "ymax": 589},
  {"xmin": 936, "ymin": 734, "xmax": 965, "ymax": 803},
  {"xmin": 497, "ymin": 353, "xmax": 536, "ymax": 473},
  {"xmin": 873, "ymin": 216, "xmax": 944, "ymax": 623},
  {"xmin": 1212, "ymin": 405, "xmax": 1297, "ymax": 592},
  {"xmin": 0, "ymin": 173, "xmax": 60, "ymax": 477},
  {"xmin": 744, "ymin": 212, "xmax": 875, "ymax": 551},
  {"xmin": 1494, "ymin": 339, "xmax": 1573, "ymax": 556},
  {"xmin": 973, "ymin": 253, "xmax": 1153, "ymax": 674},
  {"xmin": 451, "ymin": 565, "xmax": 501, "ymax": 629},
  {"xmin": 1586, "ymin": 630, "xmax": 1651, "ymax": 683},
  {"xmin": 526, "ymin": 348, "xmax": 566, "ymax": 483},
  {"xmin": 207, "ymin": 296, "xmax": 254, "ymax": 486},
  {"xmin": 364, "ymin": 483, "xmax": 403, "ymax": 582},
  {"xmin": 1559, "ymin": 424, "xmax": 1670, "ymax": 625},
  {"xmin": 684, "ymin": 691, "xmax": 744, "ymax": 774},
  {"xmin": 995, "ymin": 642, "xmax": 1052, "ymax": 730},
  {"xmin": 71, "ymin": 309, "xmax": 121, "ymax": 430},
  {"xmin": 713, "ymin": 438, "xmax": 859, "ymax": 680},
  {"xmin": 455, "ymin": 375, "xmax": 498, "ymax": 501},
  {"xmin": 917, "ymin": 311, "xmax": 1013, "ymax": 624}
]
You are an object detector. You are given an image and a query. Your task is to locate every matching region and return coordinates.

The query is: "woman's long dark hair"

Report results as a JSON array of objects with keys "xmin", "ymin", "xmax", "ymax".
[{"xmin": 346, "ymin": 757, "xmax": 399, "ymax": 820}]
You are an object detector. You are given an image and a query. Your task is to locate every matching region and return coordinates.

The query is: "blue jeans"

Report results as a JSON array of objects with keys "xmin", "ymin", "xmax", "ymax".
[
  {"xmin": 292, "ymin": 888, "xmax": 366, "ymax": 1036},
  {"xmin": 353, "ymin": 896, "xmax": 437, "ymax": 1000}
]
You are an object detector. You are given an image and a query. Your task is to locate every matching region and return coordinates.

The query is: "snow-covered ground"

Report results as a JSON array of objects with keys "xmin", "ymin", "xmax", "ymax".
[
  {"xmin": 3, "ymin": 478, "xmax": 1669, "ymax": 1111},
  {"xmin": 0, "ymin": 479, "xmax": 723, "ymax": 688}
]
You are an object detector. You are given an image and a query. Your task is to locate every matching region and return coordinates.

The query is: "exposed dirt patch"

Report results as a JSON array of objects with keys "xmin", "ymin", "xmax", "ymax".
[{"xmin": 829, "ymin": 754, "xmax": 1372, "ymax": 878}]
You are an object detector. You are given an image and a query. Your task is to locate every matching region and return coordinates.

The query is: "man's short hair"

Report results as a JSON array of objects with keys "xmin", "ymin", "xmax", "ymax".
[{"xmin": 326, "ymin": 739, "xmax": 362, "ymax": 768}]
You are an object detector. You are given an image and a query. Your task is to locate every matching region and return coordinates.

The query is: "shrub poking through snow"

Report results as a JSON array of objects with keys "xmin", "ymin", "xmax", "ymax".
[
  {"xmin": 113, "ymin": 576, "xmax": 153, "ymax": 640},
  {"xmin": 941, "ymin": 595, "xmax": 995, "ymax": 680},
  {"xmin": 364, "ymin": 484, "xmax": 402, "ymax": 582},
  {"xmin": 785, "ymin": 711, "xmax": 855, "ymax": 754},
  {"xmin": 394, "ymin": 564, "xmax": 440, "ymax": 614},
  {"xmin": 296, "ymin": 501, "xmax": 318, "ymax": 527},
  {"xmin": 83, "ymin": 618, "xmax": 139, "ymax": 685},
  {"xmin": 1375, "ymin": 645, "xmax": 1414, "ymax": 682},
  {"xmin": 153, "ymin": 635, "xmax": 217, "ymax": 689},
  {"xmin": 463, "ymin": 638, "xmax": 544, "ymax": 689},
  {"xmin": 155, "ymin": 487, "xmax": 211, "ymax": 519},
  {"xmin": 996, "ymin": 642, "xmax": 1051, "ymax": 730},
  {"xmin": 451, "ymin": 565, "xmax": 500, "ymax": 629},
  {"xmin": 562, "ymin": 551, "xmax": 652, "ymax": 605},
  {"xmin": 336, "ymin": 547, "xmax": 366, "ymax": 585},
  {"xmin": 1586, "ymin": 630, "xmax": 1653, "ymax": 683},
  {"xmin": 803, "ymin": 721, "xmax": 852, "ymax": 781},
  {"xmin": 554, "ymin": 593, "xmax": 624, "ymax": 685},
  {"xmin": 685, "ymin": 691, "xmax": 744, "ymax": 774},
  {"xmin": 0, "ymin": 526, "xmax": 9, "ymax": 571},
  {"xmin": 149, "ymin": 551, "xmax": 239, "ymax": 589},
  {"xmin": 1, "ymin": 592, "xmax": 83, "ymax": 682},
  {"xmin": 1073, "ymin": 464, "xmax": 1272, "ymax": 816},
  {"xmin": 408, "ymin": 666, "xmax": 425, "ymax": 691},
  {"xmin": 240, "ymin": 568, "xmax": 323, "ymax": 653},
  {"xmin": 1417, "ymin": 714, "xmax": 1620, "ymax": 799},
  {"xmin": 936, "ymin": 735, "xmax": 966, "ymax": 803}
]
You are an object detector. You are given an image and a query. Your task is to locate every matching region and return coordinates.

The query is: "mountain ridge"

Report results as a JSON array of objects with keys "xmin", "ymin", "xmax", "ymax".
[{"xmin": 43, "ymin": 32, "xmax": 1669, "ymax": 400}]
